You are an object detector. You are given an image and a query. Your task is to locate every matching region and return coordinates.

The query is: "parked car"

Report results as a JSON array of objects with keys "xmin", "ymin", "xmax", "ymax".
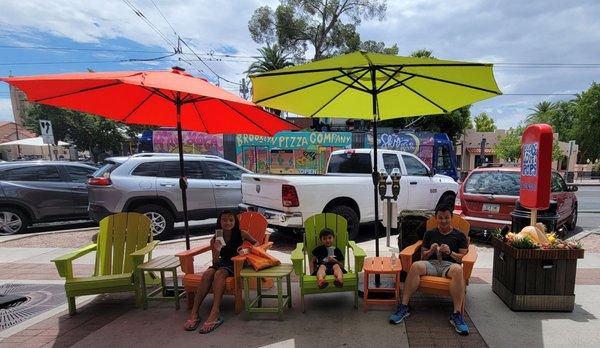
[
  {"xmin": 239, "ymin": 148, "xmax": 459, "ymax": 239},
  {"xmin": 87, "ymin": 153, "xmax": 251, "ymax": 239},
  {"xmin": 455, "ymin": 165, "xmax": 578, "ymax": 238},
  {"xmin": 0, "ymin": 161, "xmax": 97, "ymax": 235}
]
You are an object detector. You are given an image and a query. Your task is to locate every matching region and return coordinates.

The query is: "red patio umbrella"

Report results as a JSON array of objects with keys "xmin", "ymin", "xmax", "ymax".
[{"xmin": 1, "ymin": 67, "xmax": 300, "ymax": 249}]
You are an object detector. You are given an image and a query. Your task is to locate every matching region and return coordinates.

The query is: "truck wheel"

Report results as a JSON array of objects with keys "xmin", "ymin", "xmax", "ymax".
[
  {"xmin": 133, "ymin": 204, "xmax": 174, "ymax": 240},
  {"xmin": 437, "ymin": 192, "xmax": 456, "ymax": 210},
  {"xmin": 0, "ymin": 207, "xmax": 29, "ymax": 236},
  {"xmin": 327, "ymin": 206, "xmax": 359, "ymax": 240}
]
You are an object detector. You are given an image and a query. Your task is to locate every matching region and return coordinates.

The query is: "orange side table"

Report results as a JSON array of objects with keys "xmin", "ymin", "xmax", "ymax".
[{"xmin": 363, "ymin": 256, "xmax": 402, "ymax": 312}]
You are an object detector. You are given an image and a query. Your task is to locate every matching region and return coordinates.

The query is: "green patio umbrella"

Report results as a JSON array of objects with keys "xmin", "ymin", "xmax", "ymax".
[{"xmin": 250, "ymin": 51, "xmax": 502, "ymax": 257}]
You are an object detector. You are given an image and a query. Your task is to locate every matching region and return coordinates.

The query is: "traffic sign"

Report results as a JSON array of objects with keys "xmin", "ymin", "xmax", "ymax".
[{"xmin": 39, "ymin": 120, "xmax": 55, "ymax": 145}]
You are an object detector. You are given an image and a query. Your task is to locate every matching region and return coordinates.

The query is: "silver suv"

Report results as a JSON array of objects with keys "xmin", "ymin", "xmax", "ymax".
[{"xmin": 87, "ymin": 153, "xmax": 251, "ymax": 238}]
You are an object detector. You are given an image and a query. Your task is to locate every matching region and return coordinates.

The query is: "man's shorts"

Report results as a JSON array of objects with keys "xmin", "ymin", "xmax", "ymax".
[{"xmin": 425, "ymin": 260, "xmax": 454, "ymax": 277}]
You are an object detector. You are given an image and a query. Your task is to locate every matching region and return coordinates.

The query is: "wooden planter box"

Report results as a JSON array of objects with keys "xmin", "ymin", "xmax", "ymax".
[{"xmin": 492, "ymin": 237, "xmax": 584, "ymax": 311}]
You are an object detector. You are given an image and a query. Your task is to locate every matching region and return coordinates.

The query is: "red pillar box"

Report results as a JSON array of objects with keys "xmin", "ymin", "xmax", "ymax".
[{"xmin": 520, "ymin": 124, "xmax": 553, "ymax": 211}]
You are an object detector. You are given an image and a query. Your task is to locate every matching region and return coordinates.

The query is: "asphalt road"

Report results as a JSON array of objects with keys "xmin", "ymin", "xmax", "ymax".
[{"xmin": 575, "ymin": 186, "xmax": 600, "ymax": 232}]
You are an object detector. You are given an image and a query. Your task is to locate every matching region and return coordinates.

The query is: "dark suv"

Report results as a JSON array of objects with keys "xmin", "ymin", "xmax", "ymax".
[{"xmin": 0, "ymin": 161, "xmax": 98, "ymax": 235}]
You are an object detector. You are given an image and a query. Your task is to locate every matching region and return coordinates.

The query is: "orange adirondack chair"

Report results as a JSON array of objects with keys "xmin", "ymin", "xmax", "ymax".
[
  {"xmin": 399, "ymin": 215, "xmax": 477, "ymax": 312},
  {"xmin": 176, "ymin": 212, "xmax": 273, "ymax": 313}
]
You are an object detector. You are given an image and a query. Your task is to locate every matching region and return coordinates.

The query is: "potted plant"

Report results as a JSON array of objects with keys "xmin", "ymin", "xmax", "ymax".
[{"xmin": 491, "ymin": 225, "xmax": 584, "ymax": 311}]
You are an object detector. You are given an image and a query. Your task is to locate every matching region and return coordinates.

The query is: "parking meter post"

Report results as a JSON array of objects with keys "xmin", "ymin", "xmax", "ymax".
[{"xmin": 386, "ymin": 197, "xmax": 392, "ymax": 248}]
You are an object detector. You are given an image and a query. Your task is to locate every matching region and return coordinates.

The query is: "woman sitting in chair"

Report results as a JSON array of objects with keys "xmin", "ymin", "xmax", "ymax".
[{"xmin": 184, "ymin": 210, "xmax": 259, "ymax": 334}]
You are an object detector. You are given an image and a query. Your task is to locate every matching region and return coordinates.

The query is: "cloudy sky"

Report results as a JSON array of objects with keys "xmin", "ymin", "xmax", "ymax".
[{"xmin": 1, "ymin": 0, "xmax": 599, "ymax": 129}]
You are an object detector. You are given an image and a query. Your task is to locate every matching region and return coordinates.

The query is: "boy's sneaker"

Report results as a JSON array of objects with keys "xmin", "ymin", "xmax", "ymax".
[
  {"xmin": 389, "ymin": 304, "xmax": 410, "ymax": 324},
  {"xmin": 449, "ymin": 312, "xmax": 469, "ymax": 335}
]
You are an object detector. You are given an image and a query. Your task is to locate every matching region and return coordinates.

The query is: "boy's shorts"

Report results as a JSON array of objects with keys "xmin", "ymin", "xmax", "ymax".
[{"xmin": 425, "ymin": 260, "xmax": 454, "ymax": 277}]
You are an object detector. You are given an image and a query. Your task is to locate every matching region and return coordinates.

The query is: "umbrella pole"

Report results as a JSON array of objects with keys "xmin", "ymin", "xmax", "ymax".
[
  {"xmin": 176, "ymin": 95, "xmax": 191, "ymax": 250},
  {"xmin": 370, "ymin": 66, "xmax": 382, "ymax": 285}
]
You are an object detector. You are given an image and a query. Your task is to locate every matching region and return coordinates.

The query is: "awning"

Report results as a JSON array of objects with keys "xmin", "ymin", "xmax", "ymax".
[{"xmin": 0, "ymin": 136, "xmax": 70, "ymax": 146}]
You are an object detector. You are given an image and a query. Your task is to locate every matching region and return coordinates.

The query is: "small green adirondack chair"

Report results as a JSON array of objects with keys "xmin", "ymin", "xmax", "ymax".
[
  {"xmin": 52, "ymin": 213, "xmax": 158, "ymax": 315},
  {"xmin": 291, "ymin": 213, "xmax": 366, "ymax": 312}
]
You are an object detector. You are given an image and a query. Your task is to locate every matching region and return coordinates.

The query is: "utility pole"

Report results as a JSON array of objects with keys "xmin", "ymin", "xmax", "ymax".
[
  {"xmin": 479, "ymin": 137, "xmax": 487, "ymax": 167},
  {"xmin": 14, "ymin": 122, "xmax": 22, "ymax": 159},
  {"xmin": 239, "ymin": 78, "xmax": 250, "ymax": 99}
]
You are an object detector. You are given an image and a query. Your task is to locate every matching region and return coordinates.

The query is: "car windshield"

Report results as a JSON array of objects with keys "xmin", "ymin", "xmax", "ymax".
[{"xmin": 464, "ymin": 171, "xmax": 520, "ymax": 196}]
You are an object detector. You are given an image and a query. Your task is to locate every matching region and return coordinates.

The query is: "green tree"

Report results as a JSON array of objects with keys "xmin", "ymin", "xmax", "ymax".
[
  {"xmin": 573, "ymin": 82, "xmax": 600, "ymax": 161},
  {"xmin": 494, "ymin": 126, "xmax": 524, "ymax": 162},
  {"xmin": 245, "ymin": 44, "xmax": 294, "ymax": 75},
  {"xmin": 474, "ymin": 112, "xmax": 497, "ymax": 132},
  {"xmin": 494, "ymin": 125, "xmax": 562, "ymax": 162},
  {"xmin": 356, "ymin": 40, "xmax": 398, "ymax": 55},
  {"xmin": 23, "ymin": 104, "xmax": 141, "ymax": 160},
  {"xmin": 409, "ymin": 49, "xmax": 433, "ymax": 58},
  {"xmin": 248, "ymin": 0, "xmax": 387, "ymax": 60},
  {"xmin": 526, "ymin": 101, "xmax": 556, "ymax": 124}
]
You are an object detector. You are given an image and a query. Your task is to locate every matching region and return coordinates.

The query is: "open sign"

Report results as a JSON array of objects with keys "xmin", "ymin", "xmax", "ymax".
[{"xmin": 520, "ymin": 124, "xmax": 553, "ymax": 210}]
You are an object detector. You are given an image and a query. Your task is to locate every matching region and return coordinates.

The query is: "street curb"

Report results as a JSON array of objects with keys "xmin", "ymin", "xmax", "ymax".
[
  {"xmin": 0, "ymin": 226, "xmax": 99, "ymax": 243},
  {"xmin": 572, "ymin": 183, "xmax": 600, "ymax": 186},
  {"xmin": 580, "ymin": 210, "xmax": 600, "ymax": 214}
]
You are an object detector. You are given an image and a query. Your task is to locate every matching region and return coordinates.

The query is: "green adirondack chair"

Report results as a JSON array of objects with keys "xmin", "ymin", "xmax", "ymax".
[
  {"xmin": 291, "ymin": 213, "xmax": 366, "ymax": 312},
  {"xmin": 52, "ymin": 213, "xmax": 158, "ymax": 315}
]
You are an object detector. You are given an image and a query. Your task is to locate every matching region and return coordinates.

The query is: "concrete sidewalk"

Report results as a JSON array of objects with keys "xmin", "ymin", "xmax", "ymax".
[{"xmin": 1, "ymin": 236, "xmax": 600, "ymax": 347}]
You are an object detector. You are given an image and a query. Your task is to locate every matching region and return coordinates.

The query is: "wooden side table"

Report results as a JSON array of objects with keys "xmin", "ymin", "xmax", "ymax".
[
  {"xmin": 363, "ymin": 256, "xmax": 402, "ymax": 312},
  {"xmin": 137, "ymin": 255, "xmax": 185, "ymax": 310},
  {"xmin": 240, "ymin": 264, "xmax": 293, "ymax": 320}
]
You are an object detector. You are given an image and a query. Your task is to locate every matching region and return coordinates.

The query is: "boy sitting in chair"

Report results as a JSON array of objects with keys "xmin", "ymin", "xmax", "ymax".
[
  {"xmin": 389, "ymin": 206, "xmax": 470, "ymax": 335},
  {"xmin": 312, "ymin": 228, "xmax": 346, "ymax": 289}
]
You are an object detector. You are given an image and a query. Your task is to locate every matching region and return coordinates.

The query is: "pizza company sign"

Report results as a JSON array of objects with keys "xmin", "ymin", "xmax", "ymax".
[{"xmin": 519, "ymin": 124, "xmax": 554, "ymax": 210}]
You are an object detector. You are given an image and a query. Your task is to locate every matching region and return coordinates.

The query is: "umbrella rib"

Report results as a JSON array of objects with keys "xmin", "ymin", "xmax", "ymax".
[
  {"xmin": 377, "ymin": 67, "xmax": 406, "ymax": 92},
  {"xmin": 183, "ymin": 96, "xmax": 211, "ymax": 104},
  {"xmin": 387, "ymin": 69, "xmax": 501, "ymax": 95},
  {"xmin": 402, "ymin": 84, "xmax": 448, "ymax": 113},
  {"xmin": 33, "ymin": 81, "xmax": 122, "ymax": 102},
  {"xmin": 142, "ymin": 86, "xmax": 175, "ymax": 103},
  {"xmin": 191, "ymin": 102, "xmax": 210, "ymax": 133},
  {"xmin": 378, "ymin": 76, "xmax": 415, "ymax": 94},
  {"xmin": 121, "ymin": 91, "xmax": 155, "ymax": 123},
  {"xmin": 254, "ymin": 68, "xmax": 368, "ymax": 104},
  {"xmin": 218, "ymin": 99, "xmax": 272, "ymax": 136},
  {"xmin": 311, "ymin": 69, "xmax": 371, "ymax": 117},
  {"xmin": 252, "ymin": 66, "xmax": 368, "ymax": 78}
]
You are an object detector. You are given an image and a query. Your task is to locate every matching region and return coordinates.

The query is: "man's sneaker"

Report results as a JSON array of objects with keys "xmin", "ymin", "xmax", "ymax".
[
  {"xmin": 449, "ymin": 312, "xmax": 469, "ymax": 335},
  {"xmin": 389, "ymin": 304, "xmax": 410, "ymax": 324}
]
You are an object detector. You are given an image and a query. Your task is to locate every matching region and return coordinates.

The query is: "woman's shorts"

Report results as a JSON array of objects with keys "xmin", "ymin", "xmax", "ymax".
[{"xmin": 210, "ymin": 258, "xmax": 234, "ymax": 276}]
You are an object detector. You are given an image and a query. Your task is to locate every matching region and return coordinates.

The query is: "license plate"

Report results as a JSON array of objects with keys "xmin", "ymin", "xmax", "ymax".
[{"xmin": 482, "ymin": 203, "xmax": 500, "ymax": 213}]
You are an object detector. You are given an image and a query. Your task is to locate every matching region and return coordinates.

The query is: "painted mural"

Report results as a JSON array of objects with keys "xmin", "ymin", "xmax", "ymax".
[
  {"xmin": 152, "ymin": 130, "xmax": 224, "ymax": 156},
  {"xmin": 236, "ymin": 131, "xmax": 352, "ymax": 174},
  {"xmin": 371, "ymin": 131, "xmax": 435, "ymax": 169}
]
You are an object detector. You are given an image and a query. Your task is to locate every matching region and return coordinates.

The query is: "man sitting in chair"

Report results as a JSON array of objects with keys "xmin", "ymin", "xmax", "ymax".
[{"xmin": 389, "ymin": 205, "xmax": 470, "ymax": 335}]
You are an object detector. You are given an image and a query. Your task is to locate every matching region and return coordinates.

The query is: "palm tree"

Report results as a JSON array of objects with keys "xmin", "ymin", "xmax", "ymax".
[
  {"xmin": 527, "ymin": 101, "xmax": 556, "ymax": 124},
  {"xmin": 246, "ymin": 44, "xmax": 293, "ymax": 117},
  {"xmin": 246, "ymin": 44, "xmax": 293, "ymax": 75}
]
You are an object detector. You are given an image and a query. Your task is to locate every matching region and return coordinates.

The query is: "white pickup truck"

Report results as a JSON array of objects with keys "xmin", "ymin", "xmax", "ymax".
[{"xmin": 239, "ymin": 148, "xmax": 458, "ymax": 239}]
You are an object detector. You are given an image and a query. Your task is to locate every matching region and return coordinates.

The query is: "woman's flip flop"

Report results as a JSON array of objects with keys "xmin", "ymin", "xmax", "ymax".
[
  {"xmin": 184, "ymin": 317, "xmax": 201, "ymax": 331},
  {"xmin": 334, "ymin": 279, "xmax": 343, "ymax": 288},
  {"xmin": 199, "ymin": 318, "xmax": 224, "ymax": 334}
]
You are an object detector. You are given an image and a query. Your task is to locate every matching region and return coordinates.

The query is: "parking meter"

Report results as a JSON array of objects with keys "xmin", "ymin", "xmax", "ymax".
[
  {"xmin": 390, "ymin": 168, "xmax": 401, "ymax": 200},
  {"xmin": 378, "ymin": 168, "xmax": 388, "ymax": 199}
]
